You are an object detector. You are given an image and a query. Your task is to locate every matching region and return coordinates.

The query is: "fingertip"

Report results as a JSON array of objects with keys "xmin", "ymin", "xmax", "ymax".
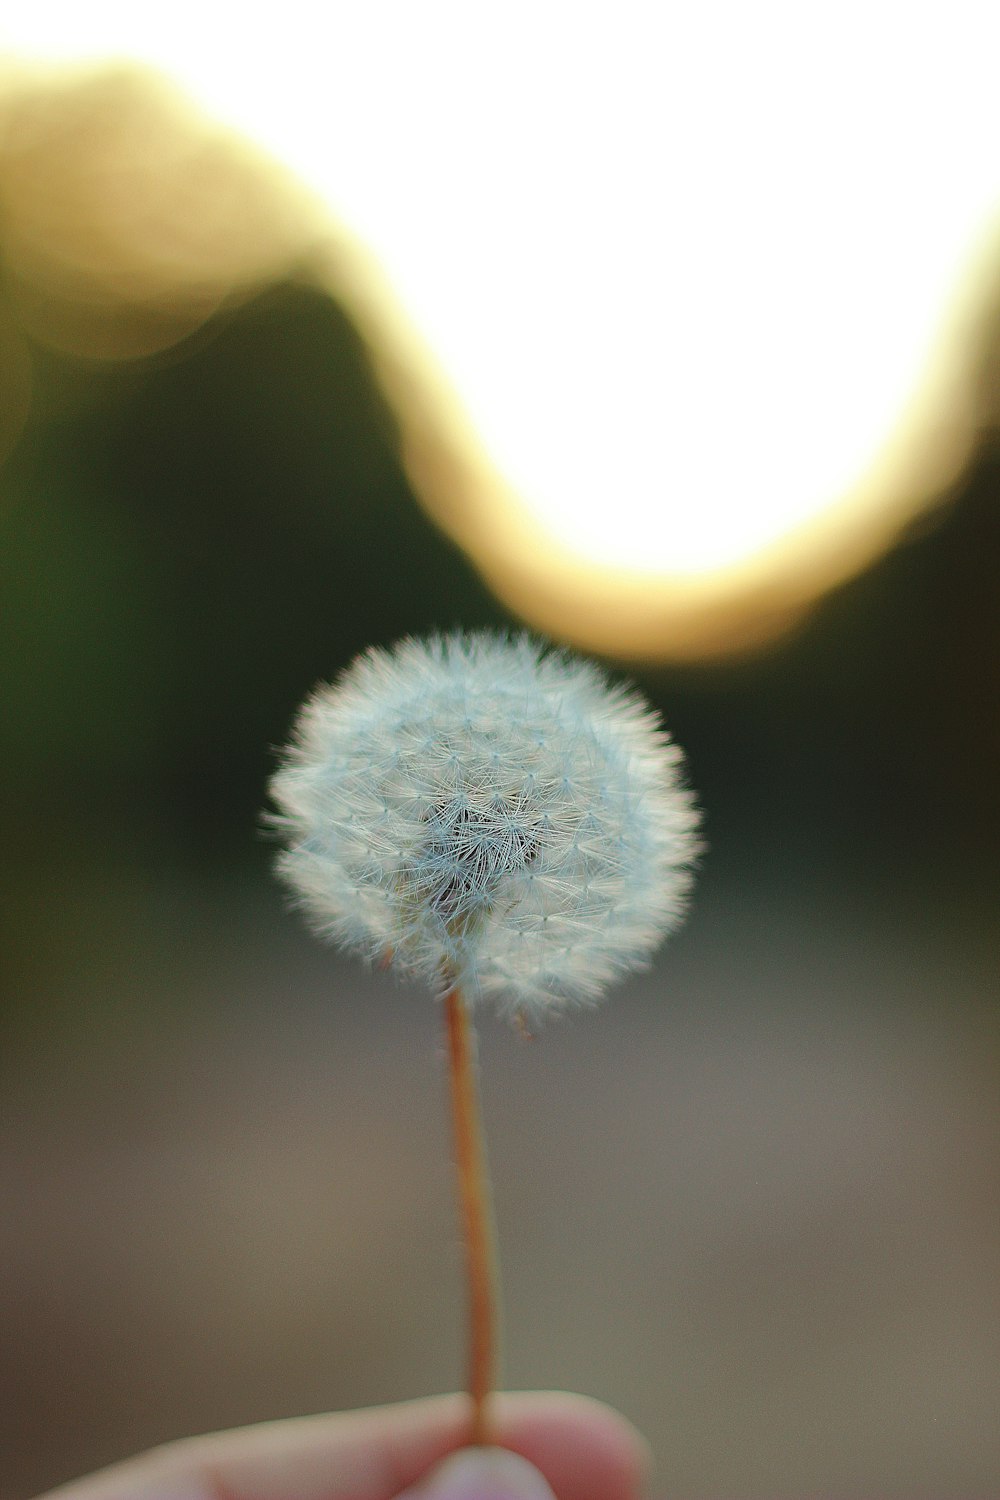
[
  {"xmin": 493, "ymin": 1391, "xmax": 652, "ymax": 1500},
  {"xmin": 394, "ymin": 1446, "xmax": 557, "ymax": 1498}
]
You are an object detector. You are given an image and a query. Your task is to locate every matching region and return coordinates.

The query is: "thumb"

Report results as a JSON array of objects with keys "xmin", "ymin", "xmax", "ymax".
[{"xmin": 394, "ymin": 1447, "xmax": 556, "ymax": 1499}]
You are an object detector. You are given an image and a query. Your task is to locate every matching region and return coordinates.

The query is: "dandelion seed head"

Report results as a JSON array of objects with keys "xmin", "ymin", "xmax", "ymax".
[{"xmin": 269, "ymin": 632, "xmax": 700, "ymax": 1016}]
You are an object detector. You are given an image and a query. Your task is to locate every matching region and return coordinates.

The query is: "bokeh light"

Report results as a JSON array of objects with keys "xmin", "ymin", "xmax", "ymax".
[
  {"xmin": 0, "ymin": 65, "xmax": 326, "ymax": 361},
  {"xmin": 4, "ymin": 4, "xmax": 1000, "ymax": 655}
]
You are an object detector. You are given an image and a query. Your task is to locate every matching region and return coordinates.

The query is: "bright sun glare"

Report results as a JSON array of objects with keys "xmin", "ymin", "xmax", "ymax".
[{"xmin": 3, "ymin": 2, "xmax": 998, "ymax": 639}]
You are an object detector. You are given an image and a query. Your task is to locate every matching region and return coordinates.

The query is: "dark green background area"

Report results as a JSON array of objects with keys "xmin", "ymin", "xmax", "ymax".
[{"xmin": 2, "ymin": 269, "xmax": 998, "ymax": 1499}]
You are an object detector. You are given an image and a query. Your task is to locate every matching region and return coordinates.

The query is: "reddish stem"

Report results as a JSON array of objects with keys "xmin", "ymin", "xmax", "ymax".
[{"xmin": 444, "ymin": 984, "xmax": 499, "ymax": 1447}]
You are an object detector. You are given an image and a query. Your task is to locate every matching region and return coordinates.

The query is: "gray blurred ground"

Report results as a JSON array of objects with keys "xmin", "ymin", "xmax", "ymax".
[{"xmin": 3, "ymin": 866, "xmax": 996, "ymax": 1500}]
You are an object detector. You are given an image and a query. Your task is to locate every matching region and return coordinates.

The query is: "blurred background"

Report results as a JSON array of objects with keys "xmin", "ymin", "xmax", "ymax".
[{"xmin": 1, "ymin": 12, "xmax": 999, "ymax": 1499}]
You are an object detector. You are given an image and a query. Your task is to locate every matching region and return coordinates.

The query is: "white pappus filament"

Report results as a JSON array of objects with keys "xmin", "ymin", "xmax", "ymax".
[{"xmin": 269, "ymin": 631, "xmax": 701, "ymax": 1017}]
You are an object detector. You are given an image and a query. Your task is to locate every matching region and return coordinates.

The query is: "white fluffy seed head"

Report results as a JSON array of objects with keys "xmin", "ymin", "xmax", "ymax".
[{"xmin": 269, "ymin": 632, "xmax": 701, "ymax": 1017}]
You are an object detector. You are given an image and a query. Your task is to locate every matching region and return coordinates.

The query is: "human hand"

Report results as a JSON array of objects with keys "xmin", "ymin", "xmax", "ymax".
[{"xmin": 36, "ymin": 1391, "xmax": 649, "ymax": 1500}]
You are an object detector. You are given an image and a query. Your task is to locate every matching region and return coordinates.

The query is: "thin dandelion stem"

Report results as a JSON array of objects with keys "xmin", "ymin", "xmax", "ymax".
[{"xmin": 444, "ymin": 983, "xmax": 499, "ymax": 1447}]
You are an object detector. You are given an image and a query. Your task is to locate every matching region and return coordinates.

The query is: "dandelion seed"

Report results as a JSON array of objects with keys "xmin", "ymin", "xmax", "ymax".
[
  {"xmin": 270, "ymin": 631, "xmax": 700, "ymax": 1018},
  {"xmin": 268, "ymin": 630, "xmax": 701, "ymax": 1449}
]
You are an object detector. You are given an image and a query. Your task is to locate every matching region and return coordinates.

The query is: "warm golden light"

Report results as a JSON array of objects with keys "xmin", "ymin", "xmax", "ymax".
[
  {"xmin": 3, "ymin": 4, "xmax": 998, "ymax": 655},
  {"xmin": 0, "ymin": 67, "xmax": 325, "ymax": 360}
]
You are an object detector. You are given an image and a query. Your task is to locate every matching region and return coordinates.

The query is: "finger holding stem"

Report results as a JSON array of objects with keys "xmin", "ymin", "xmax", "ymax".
[{"xmin": 443, "ymin": 982, "xmax": 500, "ymax": 1448}]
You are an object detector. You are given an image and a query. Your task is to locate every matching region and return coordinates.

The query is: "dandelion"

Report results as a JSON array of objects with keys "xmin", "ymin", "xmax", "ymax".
[
  {"xmin": 270, "ymin": 631, "xmax": 700, "ymax": 1016},
  {"xmin": 269, "ymin": 631, "xmax": 700, "ymax": 1445}
]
